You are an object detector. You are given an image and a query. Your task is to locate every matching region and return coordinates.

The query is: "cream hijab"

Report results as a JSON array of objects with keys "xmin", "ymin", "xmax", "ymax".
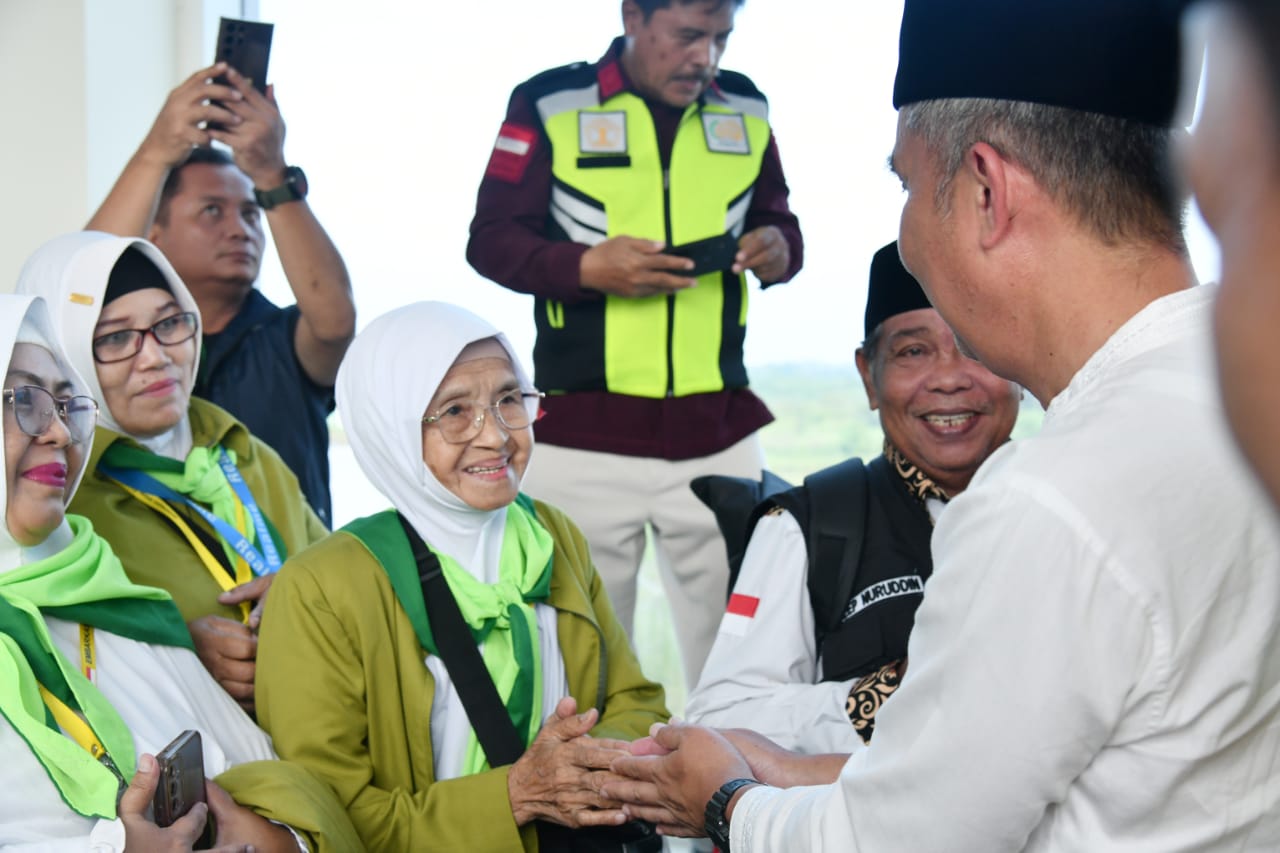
[
  {"xmin": 0, "ymin": 294, "xmax": 94, "ymax": 568},
  {"xmin": 16, "ymin": 232, "xmax": 201, "ymax": 460},
  {"xmin": 336, "ymin": 301, "xmax": 537, "ymax": 580}
]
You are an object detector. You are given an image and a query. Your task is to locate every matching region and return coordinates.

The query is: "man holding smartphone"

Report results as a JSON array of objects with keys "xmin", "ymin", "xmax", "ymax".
[
  {"xmin": 87, "ymin": 61, "xmax": 355, "ymax": 531},
  {"xmin": 467, "ymin": 0, "xmax": 804, "ymax": 692}
]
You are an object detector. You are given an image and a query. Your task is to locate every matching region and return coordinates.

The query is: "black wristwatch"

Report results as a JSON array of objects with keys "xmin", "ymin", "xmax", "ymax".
[
  {"xmin": 254, "ymin": 165, "xmax": 308, "ymax": 210},
  {"xmin": 704, "ymin": 778, "xmax": 759, "ymax": 852}
]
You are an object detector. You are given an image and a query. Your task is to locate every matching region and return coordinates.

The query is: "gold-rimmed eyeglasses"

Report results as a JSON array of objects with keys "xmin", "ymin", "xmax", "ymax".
[
  {"xmin": 2, "ymin": 385, "xmax": 99, "ymax": 445},
  {"xmin": 422, "ymin": 391, "xmax": 544, "ymax": 444}
]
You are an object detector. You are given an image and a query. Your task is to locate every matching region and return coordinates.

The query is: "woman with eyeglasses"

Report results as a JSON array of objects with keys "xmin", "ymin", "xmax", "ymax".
[
  {"xmin": 0, "ymin": 292, "xmax": 362, "ymax": 851},
  {"xmin": 254, "ymin": 301, "xmax": 669, "ymax": 852},
  {"xmin": 16, "ymin": 233, "xmax": 328, "ymax": 712}
]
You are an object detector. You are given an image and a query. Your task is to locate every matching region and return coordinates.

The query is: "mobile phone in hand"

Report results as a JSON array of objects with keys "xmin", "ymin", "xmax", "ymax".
[
  {"xmin": 209, "ymin": 17, "xmax": 274, "ymax": 131},
  {"xmin": 152, "ymin": 729, "xmax": 213, "ymax": 844},
  {"xmin": 663, "ymin": 233, "xmax": 740, "ymax": 277}
]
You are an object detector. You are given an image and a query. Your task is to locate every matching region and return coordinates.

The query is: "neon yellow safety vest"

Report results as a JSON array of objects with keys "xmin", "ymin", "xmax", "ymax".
[{"xmin": 528, "ymin": 67, "xmax": 772, "ymax": 398}]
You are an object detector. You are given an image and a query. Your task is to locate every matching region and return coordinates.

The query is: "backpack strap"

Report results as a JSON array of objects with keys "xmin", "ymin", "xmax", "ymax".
[
  {"xmin": 690, "ymin": 470, "xmax": 793, "ymax": 598},
  {"xmin": 394, "ymin": 512, "xmax": 528, "ymax": 767},
  {"xmin": 800, "ymin": 458, "xmax": 870, "ymax": 642},
  {"xmin": 394, "ymin": 514, "xmax": 662, "ymax": 853}
]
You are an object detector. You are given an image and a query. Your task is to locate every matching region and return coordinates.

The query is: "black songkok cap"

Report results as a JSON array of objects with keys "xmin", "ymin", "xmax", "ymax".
[
  {"xmin": 893, "ymin": 0, "xmax": 1184, "ymax": 127},
  {"xmin": 104, "ymin": 246, "xmax": 172, "ymax": 305},
  {"xmin": 864, "ymin": 242, "xmax": 931, "ymax": 341}
]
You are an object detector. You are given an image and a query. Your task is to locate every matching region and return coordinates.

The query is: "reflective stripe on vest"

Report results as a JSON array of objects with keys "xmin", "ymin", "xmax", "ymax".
[{"xmin": 537, "ymin": 84, "xmax": 770, "ymax": 398}]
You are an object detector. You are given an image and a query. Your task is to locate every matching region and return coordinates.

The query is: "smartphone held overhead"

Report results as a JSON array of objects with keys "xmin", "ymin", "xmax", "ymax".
[
  {"xmin": 215, "ymin": 17, "xmax": 273, "ymax": 91},
  {"xmin": 209, "ymin": 17, "xmax": 274, "ymax": 132}
]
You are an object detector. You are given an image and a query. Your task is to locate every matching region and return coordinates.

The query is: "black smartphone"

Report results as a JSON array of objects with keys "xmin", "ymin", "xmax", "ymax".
[
  {"xmin": 664, "ymin": 233, "xmax": 740, "ymax": 277},
  {"xmin": 152, "ymin": 729, "xmax": 211, "ymax": 843},
  {"xmin": 209, "ymin": 17, "xmax": 274, "ymax": 131}
]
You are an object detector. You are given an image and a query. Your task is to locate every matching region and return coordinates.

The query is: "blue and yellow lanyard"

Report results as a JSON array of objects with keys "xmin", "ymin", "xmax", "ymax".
[{"xmin": 100, "ymin": 448, "xmax": 281, "ymax": 624}]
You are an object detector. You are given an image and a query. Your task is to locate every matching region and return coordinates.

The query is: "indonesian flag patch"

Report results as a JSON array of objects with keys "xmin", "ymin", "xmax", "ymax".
[
  {"xmin": 485, "ymin": 122, "xmax": 538, "ymax": 184},
  {"xmin": 720, "ymin": 593, "xmax": 760, "ymax": 637}
]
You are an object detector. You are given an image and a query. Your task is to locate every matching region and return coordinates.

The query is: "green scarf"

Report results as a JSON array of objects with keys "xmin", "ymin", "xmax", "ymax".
[
  {"xmin": 0, "ymin": 515, "xmax": 192, "ymax": 818},
  {"xmin": 344, "ymin": 495, "xmax": 554, "ymax": 776},
  {"xmin": 100, "ymin": 441, "xmax": 285, "ymax": 571}
]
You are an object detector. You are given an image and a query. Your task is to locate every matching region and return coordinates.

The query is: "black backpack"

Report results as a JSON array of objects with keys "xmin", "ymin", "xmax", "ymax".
[{"xmin": 691, "ymin": 457, "xmax": 870, "ymax": 642}]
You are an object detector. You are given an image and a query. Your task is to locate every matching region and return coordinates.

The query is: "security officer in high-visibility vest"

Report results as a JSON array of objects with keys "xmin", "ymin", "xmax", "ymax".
[{"xmin": 468, "ymin": 0, "xmax": 804, "ymax": 692}]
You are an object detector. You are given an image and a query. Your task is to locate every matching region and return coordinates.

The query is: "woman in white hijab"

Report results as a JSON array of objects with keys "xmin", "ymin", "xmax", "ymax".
[
  {"xmin": 256, "ymin": 301, "xmax": 669, "ymax": 852},
  {"xmin": 0, "ymin": 293, "xmax": 361, "ymax": 852},
  {"xmin": 16, "ymin": 232, "xmax": 328, "ymax": 711}
]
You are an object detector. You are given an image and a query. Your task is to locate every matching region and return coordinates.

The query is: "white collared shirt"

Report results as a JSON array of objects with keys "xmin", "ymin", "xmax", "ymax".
[
  {"xmin": 734, "ymin": 285, "xmax": 1280, "ymax": 852},
  {"xmin": 687, "ymin": 499, "xmax": 943, "ymax": 755}
]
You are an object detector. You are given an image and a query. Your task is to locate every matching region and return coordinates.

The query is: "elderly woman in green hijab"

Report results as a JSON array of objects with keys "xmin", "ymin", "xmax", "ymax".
[
  {"xmin": 0, "ymin": 292, "xmax": 361, "ymax": 851},
  {"xmin": 16, "ymin": 231, "xmax": 327, "ymax": 711}
]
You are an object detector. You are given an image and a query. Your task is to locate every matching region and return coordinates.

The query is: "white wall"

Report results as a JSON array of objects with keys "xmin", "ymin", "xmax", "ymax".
[
  {"xmin": 0, "ymin": 0, "xmax": 251, "ymax": 292},
  {"xmin": 2, "ymin": 1, "xmax": 91, "ymax": 289}
]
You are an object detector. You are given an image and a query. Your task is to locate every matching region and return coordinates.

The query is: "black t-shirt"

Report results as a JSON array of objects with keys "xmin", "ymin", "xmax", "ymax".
[{"xmin": 195, "ymin": 289, "xmax": 333, "ymax": 527}]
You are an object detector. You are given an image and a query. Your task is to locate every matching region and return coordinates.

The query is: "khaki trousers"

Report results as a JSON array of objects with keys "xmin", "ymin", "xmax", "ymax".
[{"xmin": 521, "ymin": 434, "xmax": 764, "ymax": 689}]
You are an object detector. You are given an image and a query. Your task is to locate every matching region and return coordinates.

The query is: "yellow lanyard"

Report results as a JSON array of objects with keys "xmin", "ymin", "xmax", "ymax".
[
  {"xmin": 36, "ymin": 625, "xmax": 128, "ymax": 794},
  {"xmin": 112, "ymin": 482, "xmax": 253, "ymax": 622},
  {"xmin": 79, "ymin": 623, "xmax": 95, "ymax": 680}
]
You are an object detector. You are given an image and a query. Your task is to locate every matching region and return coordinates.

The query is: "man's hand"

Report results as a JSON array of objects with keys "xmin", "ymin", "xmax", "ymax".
[
  {"xmin": 120, "ymin": 753, "xmax": 250, "ymax": 853},
  {"xmin": 208, "ymin": 66, "xmax": 288, "ymax": 188},
  {"xmin": 580, "ymin": 236, "xmax": 698, "ymax": 298},
  {"xmin": 207, "ymin": 779, "xmax": 302, "ymax": 852},
  {"xmin": 732, "ymin": 225, "xmax": 790, "ymax": 283},
  {"xmin": 134, "ymin": 63, "xmax": 243, "ymax": 172},
  {"xmin": 507, "ymin": 697, "xmax": 633, "ymax": 829},
  {"xmin": 187, "ymin": 615, "xmax": 257, "ymax": 712},
  {"xmin": 217, "ymin": 575, "xmax": 275, "ymax": 632},
  {"xmin": 607, "ymin": 722, "xmax": 755, "ymax": 837},
  {"xmin": 720, "ymin": 728, "xmax": 846, "ymax": 788}
]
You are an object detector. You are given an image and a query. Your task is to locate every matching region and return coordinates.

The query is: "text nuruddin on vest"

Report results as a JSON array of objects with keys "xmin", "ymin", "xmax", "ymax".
[{"xmin": 841, "ymin": 575, "xmax": 925, "ymax": 624}]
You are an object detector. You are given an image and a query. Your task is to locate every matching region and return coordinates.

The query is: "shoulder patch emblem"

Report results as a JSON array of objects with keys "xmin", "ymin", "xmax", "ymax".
[{"xmin": 485, "ymin": 122, "xmax": 538, "ymax": 184}]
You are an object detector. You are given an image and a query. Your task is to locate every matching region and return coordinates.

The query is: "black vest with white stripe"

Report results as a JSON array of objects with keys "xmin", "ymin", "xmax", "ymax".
[{"xmin": 766, "ymin": 455, "xmax": 936, "ymax": 683}]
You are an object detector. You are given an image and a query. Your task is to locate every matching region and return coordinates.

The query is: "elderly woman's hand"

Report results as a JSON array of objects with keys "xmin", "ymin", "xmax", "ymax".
[{"xmin": 507, "ymin": 697, "xmax": 634, "ymax": 829}]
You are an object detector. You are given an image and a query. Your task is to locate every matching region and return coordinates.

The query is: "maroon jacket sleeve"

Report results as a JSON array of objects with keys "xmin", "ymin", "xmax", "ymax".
[
  {"xmin": 746, "ymin": 132, "xmax": 804, "ymax": 288},
  {"xmin": 466, "ymin": 91, "xmax": 597, "ymax": 304}
]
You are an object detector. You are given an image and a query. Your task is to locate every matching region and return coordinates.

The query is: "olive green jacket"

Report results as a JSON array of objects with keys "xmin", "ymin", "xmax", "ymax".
[
  {"xmin": 69, "ymin": 398, "xmax": 328, "ymax": 623},
  {"xmin": 256, "ymin": 500, "xmax": 669, "ymax": 852}
]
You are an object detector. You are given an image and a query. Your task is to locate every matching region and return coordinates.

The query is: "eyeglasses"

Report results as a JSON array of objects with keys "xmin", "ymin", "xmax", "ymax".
[
  {"xmin": 91, "ymin": 312, "xmax": 198, "ymax": 364},
  {"xmin": 3, "ymin": 385, "xmax": 99, "ymax": 445},
  {"xmin": 421, "ymin": 391, "xmax": 545, "ymax": 444}
]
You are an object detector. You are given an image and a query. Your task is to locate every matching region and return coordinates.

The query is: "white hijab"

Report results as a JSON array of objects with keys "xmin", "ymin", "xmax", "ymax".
[
  {"xmin": 336, "ymin": 301, "xmax": 536, "ymax": 581},
  {"xmin": 0, "ymin": 294, "xmax": 94, "ymax": 568},
  {"xmin": 15, "ymin": 232, "xmax": 201, "ymax": 460}
]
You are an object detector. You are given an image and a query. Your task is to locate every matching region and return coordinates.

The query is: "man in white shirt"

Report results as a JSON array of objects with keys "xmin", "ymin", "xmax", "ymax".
[
  {"xmin": 607, "ymin": 0, "xmax": 1280, "ymax": 850},
  {"xmin": 685, "ymin": 242, "xmax": 1019, "ymax": 754}
]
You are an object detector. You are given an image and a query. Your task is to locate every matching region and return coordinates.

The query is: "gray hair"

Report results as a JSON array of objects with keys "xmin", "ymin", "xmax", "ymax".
[
  {"xmin": 899, "ymin": 98, "xmax": 1188, "ymax": 253},
  {"xmin": 858, "ymin": 324, "xmax": 887, "ymax": 385}
]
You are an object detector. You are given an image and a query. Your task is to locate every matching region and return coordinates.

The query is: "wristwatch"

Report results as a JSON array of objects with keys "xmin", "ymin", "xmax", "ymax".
[
  {"xmin": 704, "ymin": 778, "xmax": 759, "ymax": 852},
  {"xmin": 254, "ymin": 165, "xmax": 308, "ymax": 210}
]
